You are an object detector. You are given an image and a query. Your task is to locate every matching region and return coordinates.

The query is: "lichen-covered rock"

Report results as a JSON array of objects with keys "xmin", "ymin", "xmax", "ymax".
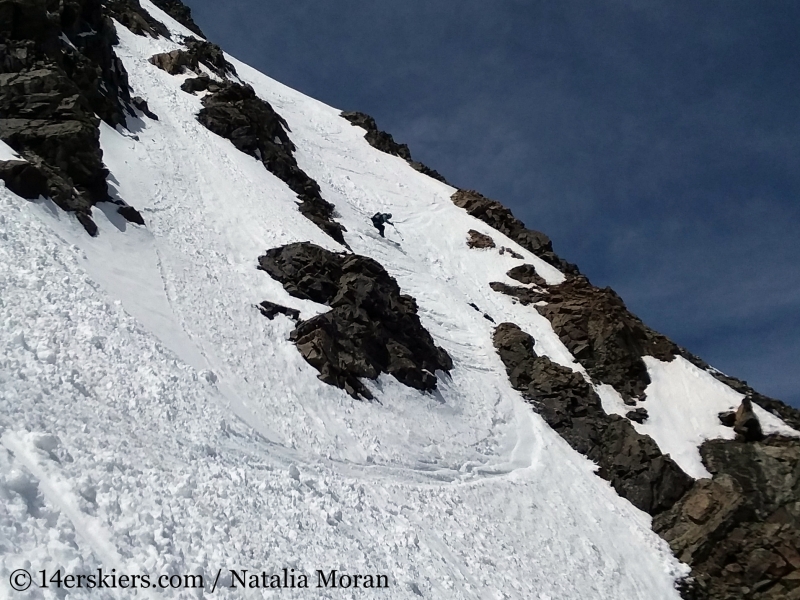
[
  {"xmin": 493, "ymin": 322, "xmax": 693, "ymax": 515},
  {"xmin": 149, "ymin": 0, "xmax": 206, "ymax": 37},
  {"xmin": 181, "ymin": 78, "xmax": 346, "ymax": 245},
  {"xmin": 341, "ymin": 110, "xmax": 449, "ymax": 184},
  {"xmin": 467, "ymin": 229, "xmax": 495, "ymax": 249},
  {"xmin": 655, "ymin": 437, "xmax": 800, "ymax": 600},
  {"xmin": 259, "ymin": 243, "xmax": 453, "ymax": 399},
  {"xmin": 451, "ymin": 189, "xmax": 578, "ymax": 274}
]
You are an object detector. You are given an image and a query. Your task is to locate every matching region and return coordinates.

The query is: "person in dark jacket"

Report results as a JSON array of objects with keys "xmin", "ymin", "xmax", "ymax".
[{"xmin": 371, "ymin": 212, "xmax": 393, "ymax": 237}]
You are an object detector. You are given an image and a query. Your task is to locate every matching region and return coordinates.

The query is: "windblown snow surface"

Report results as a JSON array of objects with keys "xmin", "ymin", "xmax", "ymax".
[{"xmin": 0, "ymin": 5, "xmax": 796, "ymax": 599}]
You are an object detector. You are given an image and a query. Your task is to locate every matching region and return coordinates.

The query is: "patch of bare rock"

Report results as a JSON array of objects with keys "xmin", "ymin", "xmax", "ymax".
[
  {"xmin": 258, "ymin": 242, "xmax": 452, "ymax": 399},
  {"xmin": 493, "ymin": 322, "xmax": 693, "ymax": 514}
]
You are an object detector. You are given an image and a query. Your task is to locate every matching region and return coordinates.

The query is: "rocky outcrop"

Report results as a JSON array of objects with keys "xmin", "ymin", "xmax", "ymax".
[
  {"xmin": 340, "ymin": 110, "xmax": 449, "ymax": 184},
  {"xmin": 489, "ymin": 281, "xmax": 542, "ymax": 306},
  {"xmin": 0, "ymin": 159, "xmax": 47, "ymax": 198},
  {"xmin": 451, "ymin": 189, "xmax": 578, "ymax": 274},
  {"xmin": 149, "ymin": 37, "xmax": 236, "ymax": 78},
  {"xmin": 0, "ymin": 0, "xmax": 150, "ymax": 234},
  {"xmin": 492, "ymin": 274, "xmax": 679, "ymax": 401},
  {"xmin": 149, "ymin": 0, "xmax": 206, "ymax": 37},
  {"xmin": 493, "ymin": 322, "xmax": 693, "ymax": 515},
  {"xmin": 258, "ymin": 243, "xmax": 453, "ymax": 399},
  {"xmin": 734, "ymin": 397, "xmax": 764, "ymax": 442},
  {"xmin": 467, "ymin": 229, "xmax": 495, "ymax": 249},
  {"xmin": 180, "ymin": 77, "xmax": 346, "ymax": 245},
  {"xmin": 105, "ymin": 0, "xmax": 170, "ymax": 38},
  {"xmin": 655, "ymin": 437, "xmax": 800, "ymax": 600},
  {"xmin": 506, "ymin": 263, "xmax": 547, "ymax": 287}
]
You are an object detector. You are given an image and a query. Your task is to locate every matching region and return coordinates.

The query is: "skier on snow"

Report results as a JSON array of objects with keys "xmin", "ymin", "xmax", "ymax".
[{"xmin": 371, "ymin": 212, "xmax": 394, "ymax": 238}]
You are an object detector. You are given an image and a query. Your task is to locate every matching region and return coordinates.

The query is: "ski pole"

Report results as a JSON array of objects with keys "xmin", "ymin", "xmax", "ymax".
[{"xmin": 390, "ymin": 223, "xmax": 404, "ymax": 241}]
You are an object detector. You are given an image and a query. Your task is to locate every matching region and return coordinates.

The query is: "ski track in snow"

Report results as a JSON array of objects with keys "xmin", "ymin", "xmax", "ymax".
[{"xmin": 6, "ymin": 6, "xmax": 795, "ymax": 598}]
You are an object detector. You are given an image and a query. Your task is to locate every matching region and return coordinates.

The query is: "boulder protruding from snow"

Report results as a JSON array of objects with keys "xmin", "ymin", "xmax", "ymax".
[
  {"xmin": 733, "ymin": 396, "xmax": 764, "ymax": 442},
  {"xmin": 259, "ymin": 243, "xmax": 453, "ymax": 399},
  {"xmin": 149, "ymin": 37, "xmax": 236, "ymax": 79},
  {"xmin": 341, "ymin": 110, "xmax": 449, "ymax": 184},
  {"xmin": 493, "ymin": 322, "xmax": 693, "ymax": 515},
  {"xmin": 506, "ymin": 264, "xmax": 547, "ymax": 288},
  {"xmin": 467, "ymin": 229, "xmax": 495, "ymax": 249},
  {"xmin": 149, "ymin": 0, "xmax": 206, "ymax": 37}
]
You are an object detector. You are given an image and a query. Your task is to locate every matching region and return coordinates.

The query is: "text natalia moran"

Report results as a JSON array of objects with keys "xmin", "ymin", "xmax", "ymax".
[{"xmin": 229, "ymin": 568, "xmax": 389, "ymax": 590}]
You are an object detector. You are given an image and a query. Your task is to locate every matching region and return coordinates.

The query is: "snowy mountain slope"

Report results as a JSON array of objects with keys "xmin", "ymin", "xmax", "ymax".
[{"xmin": 1, "ymin": 2, "xmax": 799, "ymax": 599}]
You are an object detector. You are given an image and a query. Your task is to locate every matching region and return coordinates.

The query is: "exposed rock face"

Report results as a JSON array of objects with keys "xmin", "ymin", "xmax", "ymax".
[
  {"xmin": 734, "ymin": 397, "xmax": 764, "ymax": 442},
  {"xmin": 451, "ymin": 189, "xmax": 578, "ymax": 274},
  {"xmin": 180, "ymin": 77, "xmax": 346, "ymax": 245},
  {"xmin": 655, "ymin": 437, "xmax": 800, "ymax": 600},
  {"xmin": 506, "ymin": 263, "xmax": 547, "ymax": 288},
  {"xmin": 492, "ymin": 274, "xmax": 679, "ymax": 401},
  {"xmin": 149, "ymin": 37, "xmax": 236, "ymax": 78},
  {"xmin": 493, "ymin": 322, "xmax": 693, "ymax": 515},
  {"xmin": 105, "ymin": 0, "xmax": 170, "ymax": 38},
  {"xmin": 0, "ymin": 159, "xmax": 47, "ymax": 198},
  {"xmin": 0, "ymin": 0, "xmax": 149, "ymax": 233},
  {"xmin": 340, "ymin": 110, "xmax": 449, "ymax": 184},
  {"xmin": 258, "ymin": 243, "xmax": 453, "ymax": 399},
  {"xmin": 149, "ymin": 0, "xmax": 206, "ymax": 37},
  {"xmin": 467, "ymin": 229, "xmax": 495, "ymax": 249}
]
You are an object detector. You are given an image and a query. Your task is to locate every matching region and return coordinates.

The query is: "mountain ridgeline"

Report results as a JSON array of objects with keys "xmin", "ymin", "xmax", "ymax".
[{"xmin": 1, "ymin": 2, "xmax": 799, "ymax": 599}]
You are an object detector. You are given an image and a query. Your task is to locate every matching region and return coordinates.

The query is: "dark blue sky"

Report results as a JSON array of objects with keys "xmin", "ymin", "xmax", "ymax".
[{"xmin": 183, "ymin": 0, "xmax": 799, "ymax": 408}]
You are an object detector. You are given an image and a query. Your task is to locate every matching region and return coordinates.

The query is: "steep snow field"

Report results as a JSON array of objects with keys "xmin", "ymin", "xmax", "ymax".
[{"xmin": 0, "ymin": 5, "xmax": 794, "ymax": 598}]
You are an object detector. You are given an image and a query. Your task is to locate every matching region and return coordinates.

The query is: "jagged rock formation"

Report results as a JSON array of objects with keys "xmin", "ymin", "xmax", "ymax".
[
  {"xmin": 0, "ymin": 0, "xmax": 152, "ymax": 234},
  {"xmin": 105, "ymin": 0, "xmax": 170, "ymax": 38},
  {"xmin": 493, "ymin": 322, "xmax": 693, "ymax": 514},
  {"xmin": 149, "ymin": 37, "xmax": 236, "ymax": 78},
  {"xmin": 492, "ymin": 274, "xmax": 679, "ymax": 401},
  {"xmin": 258, "ymin": 243, "xmax": 453, "ymax": 399},
  {"xmin": 467, "ymin": 229, "xmax": 495, "ymax": 249},
  {"xmin": 655, "ymin": 437, "xmax": 800, "ymax": 600},
  {"xmin": 733, "ymin": 397, "xmax": 765, "ymax": 442},
  {"xmin": 176, "ymin": 76, "xmax": 346, "ymax": 244},
  {"xmin": 451, "ymin": 189, "xmax": 579, "ymax": 274},
  {"xmin": 340, "ymin": 110, "xmax": 449, "ymax": 184},
  {"xmin": 149, "ymin": 0, "xmax": 206, "ymax": 37}
]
